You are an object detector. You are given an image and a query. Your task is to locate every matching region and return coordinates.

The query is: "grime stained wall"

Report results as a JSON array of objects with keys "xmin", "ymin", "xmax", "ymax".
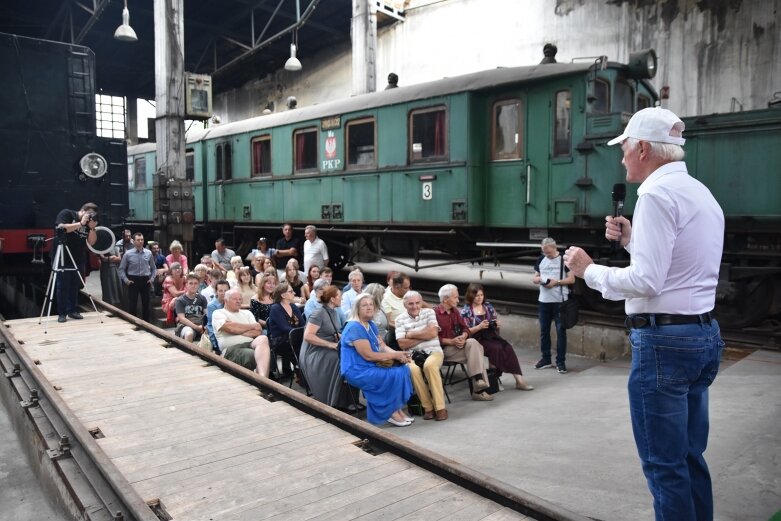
[{"xmin": 213, "ymin": 0, "xmax": 780, "ymax": 122}]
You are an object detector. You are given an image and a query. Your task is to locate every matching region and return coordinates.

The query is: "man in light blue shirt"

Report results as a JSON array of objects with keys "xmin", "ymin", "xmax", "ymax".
[{"xmin": 118, "ymin": 233, "xmax": 155, "ymax": 321}]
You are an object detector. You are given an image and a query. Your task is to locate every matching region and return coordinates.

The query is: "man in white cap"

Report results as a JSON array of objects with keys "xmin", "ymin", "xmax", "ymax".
[{"xmin": 563, "ymin": 107, "xmax": 724, "ymax": 521}]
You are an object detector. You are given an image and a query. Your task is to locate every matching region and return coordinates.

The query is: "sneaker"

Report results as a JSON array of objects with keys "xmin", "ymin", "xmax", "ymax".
[
  {"xmin": 57, "ymin": 315, "xmax": 67, "ymax": 323},
  {"xmin": 557, "ymin": 364, "xmax": 568, "ymax": 374},
  {"xmin": 535, "ymin": 359, "xmax": 553, "ymax": 370}
]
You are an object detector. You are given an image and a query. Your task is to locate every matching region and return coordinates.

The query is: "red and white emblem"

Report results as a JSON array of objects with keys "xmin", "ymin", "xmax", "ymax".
[{"xmin": 325, "ymin": 131, "xmax": 337, "ymax": 159}]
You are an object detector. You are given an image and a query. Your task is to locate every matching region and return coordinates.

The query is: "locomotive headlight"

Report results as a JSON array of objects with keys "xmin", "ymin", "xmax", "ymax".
[{"xmin": 627, "ymin": 49, "xmax": 657, "ymax": 79}]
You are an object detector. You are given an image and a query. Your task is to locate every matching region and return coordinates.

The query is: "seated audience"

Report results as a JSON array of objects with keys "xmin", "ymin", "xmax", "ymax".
[
  {"xmin": 381, "ymin": 272, "xmax": 410, "ymax": 329},
  {"xmin": 282, "ymin": 259, "xmax": 307, "ymax": 301},
  {"xmin": 211, "ymin": 238, "xmax": 236, "ymax": 273},
  {"xmin": 200, "ymin": 268, "xmax": 223, "ymax": 302},
  {"xmin": 161, "ymin": 262, "xmax": 186, "ymax": 323},
  {"xmin": 300, "ymin": 286, "xmax": 358, "ymax": 410},
  {"xmin": 364, "ymin": 283, "xmax": 389, "ymax": 340},
  {"xmin": 192, "ymin": 263, "xmax": 208, "ymax": 291},
  {"xmin": 340, "ymin": 269, "xmax": 365, "ymax": 316},
  {"xmin": 320, "ymin": 267, "xmax": 334, "ymax": 285},
  {"xmin": 201, "ymin": 279, "xmax": 230, "ymax": 354},
  {"xmin": 395, "ymin": 291, "xmax": 447, "ymax": 420},
  {"xmin": 235, "ymin": 266, "xmax": 256, "ymax": 308},
  {"xmin": 226, "ymin": 255, "xmax": 244, "ymax": 285},
  {"xmin": 213, "ymin": 288, "xmax": 271, "ymax": 376},
  {"xmin": 340, "ymin": 293, "xmax": 414, "ymax": 427},
  {"xmin": 250, "ymin": 273, "xmax": 277, "ymax": 331},
  {"xmin": 435, "ymin": 284, "xmax": 493, "ymax": 402},
  {"xmin": 175, "ymin": 274, "xmax": 208, "ymax": 342},
  {"xmin": 246, "ymin": 236, "xmax": 276, "ymax": 263},
  {"xmin": 304, "ymin": 277, "xmax": 329, "ymax": 318},
  {"xmin": 251, "ymin": 254, "xmax": 267, "ymax": 283},
  {"xmin": 305, "ymin": 264, "xmax": 321, "ymax": 298},
  {"xmin": 166, "ymin": 240, "xmax": 188, "ymax": 274},
  {"xmin": 267, "ymin": 282, "xmax": 306, "ymax": 378},
  {"xmin": 461, "ymin": 283, "xmax": 533, "ymax": 390},
  {"xmin": 200, "ymin": 255, "xmax": 215, "ymax": 270}
]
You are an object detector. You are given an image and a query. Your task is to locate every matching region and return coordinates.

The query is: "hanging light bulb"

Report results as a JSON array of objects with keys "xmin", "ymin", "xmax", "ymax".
[
  {"xmin": 114, "ymin": 0, "xmax": 138, "ymax": 42},
  {"xmin": 285, "ymin": 42, "xmax": 302, "ymax": 72}
]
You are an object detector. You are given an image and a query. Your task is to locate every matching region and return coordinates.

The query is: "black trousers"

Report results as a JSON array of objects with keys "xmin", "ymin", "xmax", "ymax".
[{"xmin": 126, "ymin": 275, "xmax": 151, "ymax": 321}]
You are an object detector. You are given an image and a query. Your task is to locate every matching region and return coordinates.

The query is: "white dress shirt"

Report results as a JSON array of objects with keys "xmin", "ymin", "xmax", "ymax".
[
  {"xmin": 584, "ymin": 161, "xmax": 724, "ymax": 315},
  {"xmin": 303, "ymin": 237, "xmax": 329, "ymax": 273}
]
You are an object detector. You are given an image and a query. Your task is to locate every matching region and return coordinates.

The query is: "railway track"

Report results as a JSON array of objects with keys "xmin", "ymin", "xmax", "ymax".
[{"xmin": 0, "ymin": 297, "xmax": 591, "ymax": 521}]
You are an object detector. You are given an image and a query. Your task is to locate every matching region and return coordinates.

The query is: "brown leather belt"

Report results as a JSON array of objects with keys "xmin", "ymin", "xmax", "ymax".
[{"xmin": 626, "ymin": 312, "xmax": 712, "ymax": 329}]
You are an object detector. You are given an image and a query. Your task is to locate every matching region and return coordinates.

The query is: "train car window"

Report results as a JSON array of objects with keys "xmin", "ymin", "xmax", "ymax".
[
  {"xmin": 294, "ymin": 128, "xmax": 318, "ymax": 172},
  {"xmin": 133, "ymin": 157, "xmax": 146, "ymax": 189},
  {"xmin": 251, "ymin": 135, "xmax": 272, "ymax": 177},
  {"xmin": 491, "ymin": 99, "xmax": 523, "ymax": 160},
  {"xmin": 591, "ymin": 78, "xmax": 610, "ymax": 114},
  {"xmin": 346, "ymin": 118, "xmax": 376, "ymax": 168},
  {"xmin": 409, "ymin": 107, "xmax": 447, "ymax": 162},
  {"xmin": 185, "ymin": 148, "xmax": 195, "ymax": 182},
  {"xmin": 553, "ymin": 90, "xmax": 572, "ymax": 157},
  {"xmin": 614, "ymin": 81, "xmax": 634, "ymax": 113},
  {"xmin": 224, "ymin": 143, "xmax": 232, "ymax": 181},
  {"xmin": 637, "ymin": 95, "xmax": 651, "ymax": 110},
  {"xmin": 216, "ymin": 144, "xmax": 223, "ymax": 181}
]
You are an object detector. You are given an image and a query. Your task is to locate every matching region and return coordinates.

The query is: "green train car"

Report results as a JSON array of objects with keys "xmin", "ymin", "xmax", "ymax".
[{"xmin": 127, "ymin": 50, "xmax": 781, "ymax": 327}]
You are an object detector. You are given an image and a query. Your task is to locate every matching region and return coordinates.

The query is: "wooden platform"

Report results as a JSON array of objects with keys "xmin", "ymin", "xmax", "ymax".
[{"xmin": 5, "ymin": 312, "xmax": 531, "ymax": 521}]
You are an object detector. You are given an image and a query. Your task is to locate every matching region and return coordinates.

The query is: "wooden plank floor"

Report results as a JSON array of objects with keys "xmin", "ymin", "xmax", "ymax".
[{"xmin": 5, "ymin": 313, "xmax": 532, "ymax": 521}]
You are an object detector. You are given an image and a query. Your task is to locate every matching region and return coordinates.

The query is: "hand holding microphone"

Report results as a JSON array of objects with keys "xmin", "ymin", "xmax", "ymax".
[{"xmin": 607, "ymin": 183, "xmax": 632, "ymax": 249}]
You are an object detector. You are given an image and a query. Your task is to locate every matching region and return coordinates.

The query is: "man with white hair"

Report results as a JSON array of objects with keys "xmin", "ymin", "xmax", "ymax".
[
  {"xmin": 395, "ymin": 291, "xmax": 447, "ymax": 420},
  {"xmin": 303, "ymin": 225, "xmax": 329, "ymax": 273},
  {"xmin": 434, "ymin": 284, "xmax": 493, "ymax": 402},
  {"xmin": 564, "ymin": 107, "xmax": 724, "ymax": 521},
  {"xmin": 212, "ymin": 288, "xmax": 272, "ymax": 376},
  {"xmin": 340, "ymin": 269, "xmax": 364, "ymax": 315}
]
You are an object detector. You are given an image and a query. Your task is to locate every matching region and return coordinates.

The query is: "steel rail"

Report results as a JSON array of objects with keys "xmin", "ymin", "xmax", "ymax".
[
  {"xmin": 0, "ymin": 321, "xmax": 160, "ymax": 521},
  {"xmin": 80, "ymin": 296, "xmax": 593, "ymax": 521}
]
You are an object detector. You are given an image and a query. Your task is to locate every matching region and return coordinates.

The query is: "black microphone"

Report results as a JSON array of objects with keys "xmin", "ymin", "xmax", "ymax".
[{"xmin": 611, "ymin": 183, "xmax": 626, "ymax": 251}]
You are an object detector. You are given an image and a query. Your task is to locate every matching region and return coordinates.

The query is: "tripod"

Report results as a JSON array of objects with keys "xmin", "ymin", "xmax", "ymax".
[{"xmin": 39, "ymin": 231, "xmax": 102, "ymax": 333}]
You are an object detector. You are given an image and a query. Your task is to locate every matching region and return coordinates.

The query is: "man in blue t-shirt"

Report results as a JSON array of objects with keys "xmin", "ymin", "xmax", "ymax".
[{"xmin": 533, "ymin": 237, "xmax": 575, "ymax": 373}]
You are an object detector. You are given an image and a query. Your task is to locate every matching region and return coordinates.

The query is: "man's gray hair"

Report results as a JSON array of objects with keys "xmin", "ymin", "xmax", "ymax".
[
  {"xmin": 313, "ymin": 278, "xmax": 329, "ymax": 291},
  {"xmin": 402, "ymin": 290, "xmax": 422, "ymax": 304},
  {"xmin": 541, "ymin": 237, "xmax": 557, "ymax": 248},
  {"xmin": 348, "ymin": 270, "xmax": 364, "ymax": 282},
  {"xmin": 305, "ymin": 225, "xmax": 317, "ymax": 233},
  {"xmin": 438, "ymin": 284, "xmax": 458, "ymax": 302},
  {"xmin": 224, "ymin": 288, "xmax": 241, "ymax": 300},
  {"xmin": 625, "ymin": 137, "xmax": 685, "ymax": 162}
]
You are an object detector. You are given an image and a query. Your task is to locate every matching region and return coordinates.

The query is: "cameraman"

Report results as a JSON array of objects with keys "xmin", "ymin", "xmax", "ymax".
[{"xmin": 54, "ymin": 202, "xmax": 98, "ymax": 322}]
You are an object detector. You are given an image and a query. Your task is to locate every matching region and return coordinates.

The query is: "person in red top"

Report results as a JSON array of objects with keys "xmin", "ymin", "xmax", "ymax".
[{"xmin": 434, "ymin": 284, "xmax": 493, "ymax": 401}]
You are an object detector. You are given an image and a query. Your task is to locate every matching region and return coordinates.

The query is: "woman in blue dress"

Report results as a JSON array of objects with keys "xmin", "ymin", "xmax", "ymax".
[{"xmin": 340, "ymin": 293, "xmax": 414, "ymax": 426}]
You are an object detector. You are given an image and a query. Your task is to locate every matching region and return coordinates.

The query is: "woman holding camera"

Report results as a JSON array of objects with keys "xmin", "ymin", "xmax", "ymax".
[{"xmin": 461, "ymin": 283, "xmax": 533, "ymax": 390}]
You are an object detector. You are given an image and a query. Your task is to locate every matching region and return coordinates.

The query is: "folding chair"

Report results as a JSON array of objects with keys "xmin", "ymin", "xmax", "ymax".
[{"xmin": 442, "ymin": 360, "xmax": 474, "ymax": 395}]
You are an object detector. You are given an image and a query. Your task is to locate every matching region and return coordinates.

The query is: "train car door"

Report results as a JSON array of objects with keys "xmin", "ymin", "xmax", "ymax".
[
  {"xmin": 526, "ymin": 79, "xmax": 576, "ymax": 230},
  {"xmin": 484, "ymin": 96, "xmax": 527, "ymax": 228}
]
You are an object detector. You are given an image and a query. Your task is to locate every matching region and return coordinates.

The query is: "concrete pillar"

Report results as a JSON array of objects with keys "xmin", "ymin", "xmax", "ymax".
[
  {"xmin": 126, "ymin": 97, "xmax": 138, "ymax": 144},
  {"xmin": 352, "ymin": 0, "xmax": 377, "ymax": 95},
  {"xmin": 153, "ymin": 0, "xmax": 193, "ymax": 255}
]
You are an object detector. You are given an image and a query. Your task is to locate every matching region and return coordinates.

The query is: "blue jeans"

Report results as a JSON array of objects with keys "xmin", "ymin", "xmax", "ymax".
[
  {"xmin": 628, "ymin": 319, "xmax": 723, "ymax": 521},
  {"xmin": 538, "ymin": 302, "xmax": 566, "ymax": 365}
]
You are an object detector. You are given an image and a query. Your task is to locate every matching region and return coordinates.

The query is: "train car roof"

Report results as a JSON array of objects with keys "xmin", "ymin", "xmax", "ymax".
[
  {"xmin": 190, "ymin": 62, "xmax": 597, "ymax": 143},
  {"xmin": 127, "ymin": 142, "xmax": 157, "ymax": 155}
]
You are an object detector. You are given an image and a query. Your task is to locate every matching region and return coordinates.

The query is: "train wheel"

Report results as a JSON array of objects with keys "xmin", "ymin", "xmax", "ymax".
[{"xmin": 714, "ymin": 278, "xmax": 773, "ymax": 328}]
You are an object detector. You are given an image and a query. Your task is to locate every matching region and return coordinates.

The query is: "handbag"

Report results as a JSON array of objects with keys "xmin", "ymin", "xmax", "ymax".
[{"xmin": 559, "ymin": 256, "xmax": 579, "ymax": 329}]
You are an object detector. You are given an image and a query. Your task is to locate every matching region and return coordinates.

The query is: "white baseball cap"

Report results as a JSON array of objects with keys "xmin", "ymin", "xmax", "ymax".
[{"xmin": 607, "ymin": 107, "xmax": 686, "ymax": 146}]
